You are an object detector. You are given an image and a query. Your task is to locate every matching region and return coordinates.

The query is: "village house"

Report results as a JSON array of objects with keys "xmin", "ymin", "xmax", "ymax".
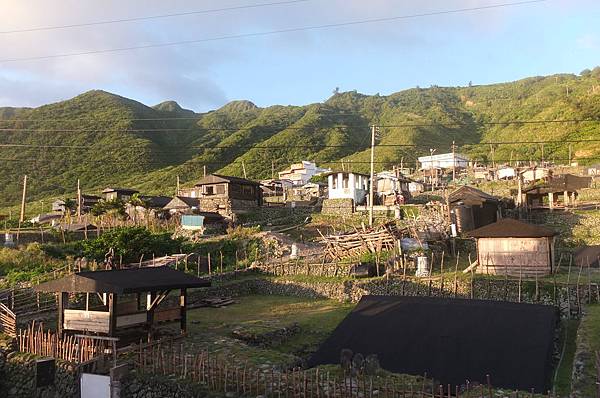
[
  {"xmin": 52, "ymin": 194, "xmax": 101, "ymax": 214},
  {"xmin": 259, "ymin": 179, "xmax": 294, "ymax": 199},
  {"xmin": 126, "ymin": 195, "xmax": 172, "ymax": 221},
  {"xmin": 291, "ymin": 182, "xmax": 327, "ymax": 200},
  {"xmin": 418, "ymin": 152, "xmax": 469, "ymax": 170},
  {"xmin": 468, "ymin": 218, "xmax": 557, "ymax": 276},
  {"xmin": 523, "ymin": 173, "xmax": 592, "ymax": 209},
  {"xmin": 178, "ymin": 174, "xmax": 262, "ymax": 219},
  {"xmin": 163, "ymin": 196, "xmax": 201, "ymax": 214},
  {"xmin": 102, "ymin": 187, "xmax": 139, "ymax": 202},
  {"xmin": 375, "ymin": 171, "xmax": 411, "ymax": 205},
  {"xmin": 448, "ymin": 186, "xmax": 500, "ymax": 233},
  {"xmin": 278, "ymin": 161, "xmax": 330, "ymax": 186},
  {"xmin": 326, "ymin": 171, "xmax": 369, "ymax": 205}
]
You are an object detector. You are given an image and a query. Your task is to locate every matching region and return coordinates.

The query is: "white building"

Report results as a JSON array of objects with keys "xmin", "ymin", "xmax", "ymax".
[
  {"xmin": 327, "ymin": 172, "xmax": 369, "ymax": 205},
  {"xmin": 497, "ymin": 166, "xmax": 517, "ymax": 180},
  {"xmin": 418, "ymin": 153, "xmax": 469, "ymax": 170},
  {"xmin": 521, "ymin": 168, "xmax": 549, "ymax": 183},
  {"xmin": 278, "ymin": 161, "xmax": 330, "ymax": 186}
]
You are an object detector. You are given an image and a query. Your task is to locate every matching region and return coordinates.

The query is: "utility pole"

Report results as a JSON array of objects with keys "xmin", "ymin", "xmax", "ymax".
[
  {"xmin": 203, "ymin": 165, "xmax": 206, "ymax": 178},
  {"xmin": 430, "ymin": 148, "xmax": 436, "ymax": 192},
  {"xmin": 19, "ymin": 175, "xmax": 27, "ymax": 223},
  {"xmin": 242, "ymin": 161, "xmax": 247, "ymax": 179},
  {"xmin": 176, "ymin": 176, "xmax": 180, "ymax": 195},
  {"xmin": 568, "ymin": 144, "xmax": 572, "ymax": 166},
  {"xmin": 368, "ymin": 125, "xmax": 377, "ymax": 227},
  {"xmin": 451, "ymin": 140, "xmax": 456, "ymax": 182},
  {"xmin": 271, "ymin": 160, "xmax": 274, "ymax": 180},
  {"xmin": 541, "ymin": 144, "xmax": 544, "ymax": 165},
  {"xmin": 77, "ymin": 178, "xmax": 82, "ymax": 222}
]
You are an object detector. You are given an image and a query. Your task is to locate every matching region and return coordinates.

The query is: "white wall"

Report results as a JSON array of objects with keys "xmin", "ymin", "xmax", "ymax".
[{"xmin": 328, "ymin": 173, "xmax": 368, "ymax": 204}]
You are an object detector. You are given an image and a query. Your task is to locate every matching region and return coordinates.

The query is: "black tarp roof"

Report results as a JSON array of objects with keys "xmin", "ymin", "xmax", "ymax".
[
  {"xmin": 468, "ymin": 218, "xmax": 556, "ymax": 238},
  {"xmin": 34, "ymin": 266, "xmax": 210, "ymax": 294},
  {"xmin": 308, "ymin": 295, "xmax": 557, "ymax": 393}
]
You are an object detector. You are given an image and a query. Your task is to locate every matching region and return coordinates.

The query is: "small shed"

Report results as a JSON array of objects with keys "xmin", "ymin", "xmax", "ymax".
[
  {"xmin": 34, "ymin": 267, "xmax": 210, "ymax": 340},
  {"xmin": 523, "ymin": 174, "xmax": 592, "ymax": 209},
  {"xmin": 468, "ymin": 219, "xmax": 557, "ymax": 276},
  {"xmin": 448, "ymin": 186, "xmax": 500, "ymax": 233}
]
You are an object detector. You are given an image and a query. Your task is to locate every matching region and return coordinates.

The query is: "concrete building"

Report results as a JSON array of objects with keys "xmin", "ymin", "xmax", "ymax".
[
  {"xmin": 278, "ymin": 161, "xmax": 330, "ymax": 186},
  {"xmin": 418, "ymin": 153, "xmax": 469, "ymax": 170},
  {"xmin": 326, "ymin": 172, "xmax": 369, "ymax": 205}
]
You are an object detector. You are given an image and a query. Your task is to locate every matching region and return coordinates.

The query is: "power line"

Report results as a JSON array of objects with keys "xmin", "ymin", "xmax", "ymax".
[
  {"xmin": 1, "ymin": 117, "xmax": 598, "ymax": 132},
  {"xmin": 0, "ymin": 0, "xmax": 547, "ymax": 64},
  {"xmin": 0, "ymin": 0, "xmax": 310, "ymax": 35}
]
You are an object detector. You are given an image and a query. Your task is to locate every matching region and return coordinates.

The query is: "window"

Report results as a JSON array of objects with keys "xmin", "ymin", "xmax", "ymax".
[
  {"xmin": 204, "ymin": 186, "xmax": 214, "ymax": 195},
  {"xmin": 242, "ymin": 185, "xmax": 254, "ymax": 196},
  {"xmin": 331, "ymin": 175, "xmax": 337, "ymax": 189},
  {"xmin": 216, "ymin": 184, "xmax": 225, "ymax": 195},
  {"xmin": 342, "ymin": 175, "xmax": 349, "ymax": 189}
]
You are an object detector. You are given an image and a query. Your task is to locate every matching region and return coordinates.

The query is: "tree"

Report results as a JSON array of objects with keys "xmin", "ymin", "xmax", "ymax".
[
  {"xmin": 62, "ymin": 198, "xmax": 77, "ymax": 225},
  {"xmin": 580, "ymin": 68, "xmax": 592, "ymax": 77},
  {"xmin": 128, "ymin": 193, "xmax": 151, "ymax": 226}
]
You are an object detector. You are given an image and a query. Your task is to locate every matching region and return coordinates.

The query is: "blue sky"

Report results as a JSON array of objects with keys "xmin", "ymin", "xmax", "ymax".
[{"xmin": 0, "ymin": 0, "xmax": 599, "ymax": 111}]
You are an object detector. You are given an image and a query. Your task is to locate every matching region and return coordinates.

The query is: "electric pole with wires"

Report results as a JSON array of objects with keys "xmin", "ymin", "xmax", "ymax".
[{"xmin": 368, "ymin": 125, "xmax": 379, "ymax": 227}]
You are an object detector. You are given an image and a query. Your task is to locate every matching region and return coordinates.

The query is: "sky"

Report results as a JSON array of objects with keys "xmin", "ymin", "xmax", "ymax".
[{"xmin": 0, "ymin": 0, "xmax": 599, "ymax": 112}]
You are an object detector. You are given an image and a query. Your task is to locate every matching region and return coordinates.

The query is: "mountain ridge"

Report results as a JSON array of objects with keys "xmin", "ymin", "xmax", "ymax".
[{"xmin": 1, "ymin": 68, "xmax": 599, "ymax": 209}]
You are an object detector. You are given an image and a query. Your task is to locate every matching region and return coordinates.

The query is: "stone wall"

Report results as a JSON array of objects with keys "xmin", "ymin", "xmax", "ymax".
[
  {"xmin": 0, "ymin": 351, "xmax": 80, "ymax": 398},
  {"xmin": 321, "ymin": 198, "xmax": 354, "ymax": 215},
  {"xmin": 193, "ymin": 271, "xmax": 595, "ymax": 310}
]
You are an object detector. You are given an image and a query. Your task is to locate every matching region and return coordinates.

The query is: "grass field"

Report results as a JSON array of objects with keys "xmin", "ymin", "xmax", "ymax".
[{"xmin": 169, "ymin": 295, "xmax": 354, "ymax": 368}]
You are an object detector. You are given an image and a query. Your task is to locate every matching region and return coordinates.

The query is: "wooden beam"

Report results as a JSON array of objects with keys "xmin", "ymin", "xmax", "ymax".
[
  {"xmin": 108, "ymin": 293, "xmax": 117, "ymax": 337},
  {"xmin": 146, "ymin": 292, "xmax": 155, "ymax": 342},
  {"xmin": 180, "ymin": 288, "xmax": 187, "ymax": 335},
  {"xmin": 57, "ymin": 292, "xmax": 68, "ymax": 339}
]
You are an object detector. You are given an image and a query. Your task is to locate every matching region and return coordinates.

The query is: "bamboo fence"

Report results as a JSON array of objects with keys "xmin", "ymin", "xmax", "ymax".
[
  {"xmin": 134, "ymin": 344, "xmax": 555, "ymax": 398},
  {"xmin": 17, "ymin": 322, "xmax": 107, "ymax": 363}
]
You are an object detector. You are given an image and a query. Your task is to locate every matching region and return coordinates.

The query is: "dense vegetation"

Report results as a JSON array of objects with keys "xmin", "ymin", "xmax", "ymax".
[{"xmin": 1, "ymin": 67, "xmax": 600, "ymax": 214}]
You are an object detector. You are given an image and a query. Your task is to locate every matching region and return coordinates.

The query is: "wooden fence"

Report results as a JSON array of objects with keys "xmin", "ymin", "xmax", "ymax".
[
  {"xmin": 134, "ymin": 344, "xmax": 554, "ymax": 398},
  {"xmin": 18, "ymin": 322, "xmax": 107, "ymax": 363},
  {"xmin": 0, "ymin": 301, "xmax": 16, "ymax": 337}
]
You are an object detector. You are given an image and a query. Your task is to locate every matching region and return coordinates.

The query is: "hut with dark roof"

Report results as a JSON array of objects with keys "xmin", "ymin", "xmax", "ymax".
[
  {"xmin": 448, "ymin": 186, "xmax": 500, "ymax": 233},
  {"xmin": 523, "ymin": 174, "xmax": 591, "ymax": 210},
  {"xmin": 468, "ymin": 218, "xmax": 557, "ymax": 276},
  {"xmin": 34, "ymin": 267, "xmax": 210, "ymax": 341}
]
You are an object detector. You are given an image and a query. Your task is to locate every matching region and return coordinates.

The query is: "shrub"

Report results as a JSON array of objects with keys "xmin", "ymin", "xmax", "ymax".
[{"xmin": 80, "ymin": 227, "xmax": 182, "ymax": 263}]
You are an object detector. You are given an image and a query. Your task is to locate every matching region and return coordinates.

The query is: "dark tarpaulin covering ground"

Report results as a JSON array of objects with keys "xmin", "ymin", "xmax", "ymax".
[{"xmin": 308, "ymin": 295, "xmax": 558, "ymax": 393}]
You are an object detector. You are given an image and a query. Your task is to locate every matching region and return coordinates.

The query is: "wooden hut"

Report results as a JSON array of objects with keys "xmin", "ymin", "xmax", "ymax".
[
  {"xmin": 468, "ymin": 218, "xmax": 557, "ymax": 276},
  {"xmin": 523, "ymin": 174, "xmax": 591, "ymax": 209},
  {"xmin": 34, "ymin": 267, "xmax": 210, "ymax": 341},
  {"xmin": 448, "ymin": 186, "xmax": 500, "ymax": 233}
]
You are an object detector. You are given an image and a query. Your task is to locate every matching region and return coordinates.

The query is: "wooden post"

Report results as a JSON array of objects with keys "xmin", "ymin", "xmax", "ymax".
[
  {"xmin": 57, "ymin": 292, "xmax": 68, "ymax": 339},
  {"xmin": 548, "ymin": 192, "xmax": 554, "ymax": 210},
  {"xmin": 180, "ymin": 288, "xmax": 187, "ymax": 334},
  {"xmin": 146, "ymin": 291, "xmax": 156, "ymax": 342},
  {"xmin": 208, "ymin": 253, "xmax": 212, "ymax": 275},
  {"xmin": 19, "ymin": 175, "xmax": 27, "ymax": 223},
  {"xmin": 108, "ymin": 293, "xmax": 118, "ymax": 337}
]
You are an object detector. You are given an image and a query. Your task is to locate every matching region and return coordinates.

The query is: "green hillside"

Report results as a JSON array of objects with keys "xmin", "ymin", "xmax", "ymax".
[{"xmin": 1, "ymin": 68, "xmax": 600, "ymax": 212}]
